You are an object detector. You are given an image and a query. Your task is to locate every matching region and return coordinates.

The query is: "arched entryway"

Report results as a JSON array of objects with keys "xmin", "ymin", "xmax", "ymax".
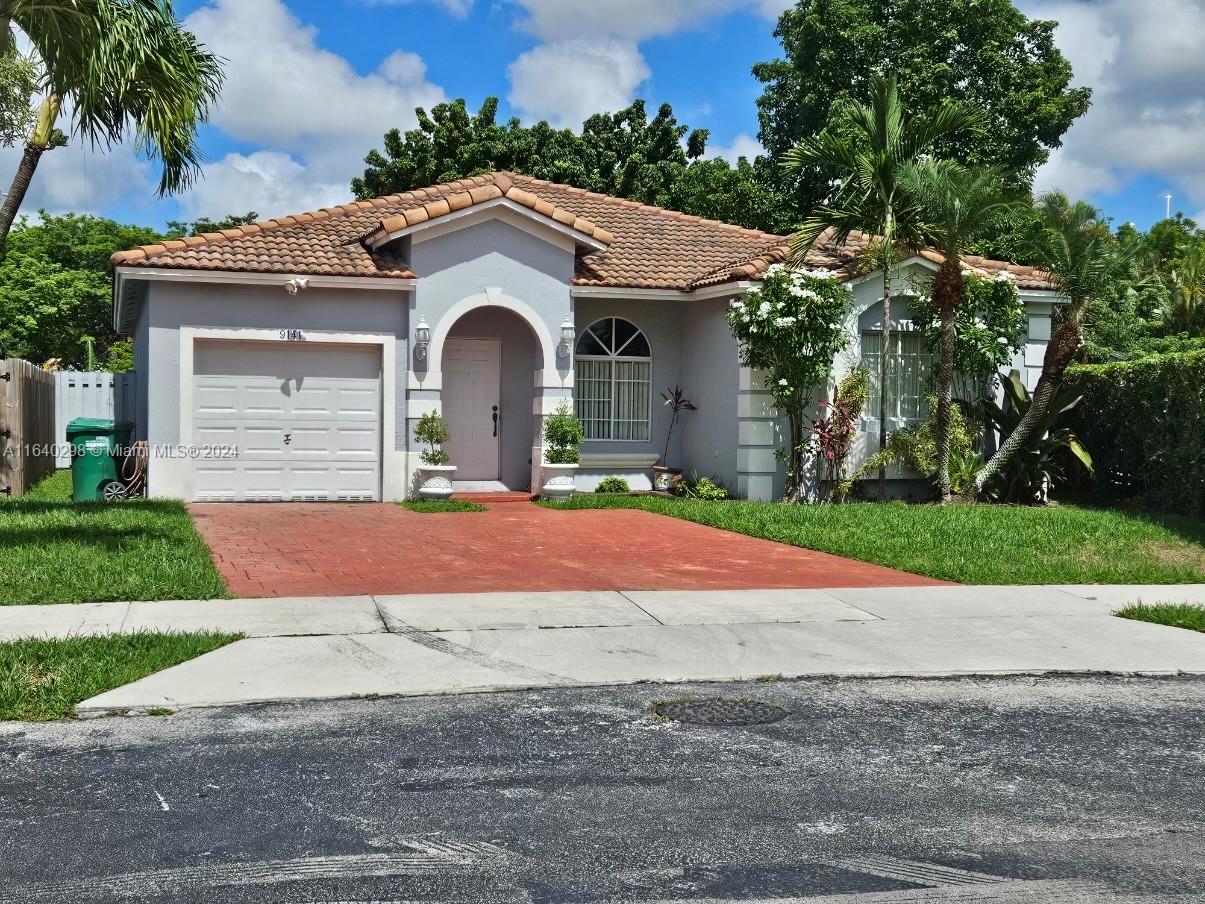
[{"xmin": 440, "ymin": 307, "xmax": 543, "ymax": 490}]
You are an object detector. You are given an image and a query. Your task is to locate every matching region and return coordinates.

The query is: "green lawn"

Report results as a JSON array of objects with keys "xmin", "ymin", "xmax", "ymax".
[
  {"xmin": 0, "ymin": 471, "xmax": 229, "ymax": 605},
  {"xmin": 1116, "ymin": 603, "xmax": 1205, "ymax": 633},
  {"xmin": 400, "ymin": 499, "xmax": 487, "ymax": 513},
  {"xmin": 541, "ymin": 495, "xmax": 1205, "ymax": 585},
  {"xmin": 0, "ymin": 631, "xmax": 240, "ymax": 721}
]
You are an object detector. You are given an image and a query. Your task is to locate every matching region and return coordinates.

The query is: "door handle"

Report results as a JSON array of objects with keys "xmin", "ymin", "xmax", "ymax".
[{"xmin": 492, "ymin": 406, "xmax": 499, "ymax": 437}]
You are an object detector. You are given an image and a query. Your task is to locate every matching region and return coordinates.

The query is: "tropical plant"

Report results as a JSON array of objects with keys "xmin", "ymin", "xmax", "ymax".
[
  {"xmin": 900, "ymin": 160, "xmax": 1014, "ymax": 502},
  {"xmin": 948, "ymin": 450, "xmax": 984, "ymax": 498},
  {"xmin": 681, "ymin": 474, "xmax": 728, "ymax": 501},
  {"xmin": 981, "ymin": 371, "xmax": 1092, "ymax": 504},
  {"xmin": 811, "ymin": 368, "xmax": 869, "ymax": 499},
  {"xmin": 972, "ymin": 193, "xmax": 1128, "ymax": 495},
  {"xmin": 835, "ymin": 395, "xmax": 979, "ymax": 501},
  {"xmin": 543, "ymin": 402, "xmax": 583, "ymax": 465},
  {"xmin": 0, "ymin": 0, "xmax": 224, "ymax": 249},
  {"xmin": 414, "ymin": 411, "xmax": 451, "ymax": 467},
  {"xmin": 658, "ymin": 385, "xmax": 697, "ymax": 465},
  {"xmin": 726, "ymin": 265, "xmax": 851, "ymax": 501},
  {"xmin": 594, "ymin": 476, "xmax": 631, "ymax": 494},
  {"xmin": 783, "ymin": 73, "xmax": 982, "ymax": 499},
  {"xmin": 1162, "ymin": 243, "xmax": 1205, "ymax": 334}
]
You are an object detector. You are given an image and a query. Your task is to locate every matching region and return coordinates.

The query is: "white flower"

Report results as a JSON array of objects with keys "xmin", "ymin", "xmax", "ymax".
[
  {"xmin": 730, "ymin": 299, "xmax": 746, "ymax": 310},
  {"xmin": 778, "ymin": 378, "xmax": 789, "ymax": 386},
  {"xmin": 997, "ymin": 336, "xmax": 1009, "ymax": 344},
  {"xmin": 774, "ymin": 316, "xmax": 797, "ymax": 327},
  {"xmin": 758, "ymin": 301, "xmax": 772, "ymax": 316},
  {"xmin": 995, "ymin": 270, "xmax": 1017, "ymax": 283},
  {"xmin": 765, "ymin": 263, "xmax": 786, "ymax": 276}
]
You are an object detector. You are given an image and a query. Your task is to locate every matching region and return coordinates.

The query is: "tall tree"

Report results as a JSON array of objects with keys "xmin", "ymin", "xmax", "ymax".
[
  {"xmin": 0, "ymin": 0, "xmax": 224, "ymax": 249},
  {"xmin": 783, "ymin": 74, "xmax": 981, "ymax": 500},
  {"xmin": 901, "ymin": 160, "xmax": 1013, "ymax": 501},
  {"xmin": 755, "ymin": 0, "xmax": 1090, "ymax": 216},
  {"xmin": 972, "ymin": 194, "xmax": 1129, "ymax": 495},
  {"xmin": 352, "ymin": 97, "xmax": 784, "ymax": 232}
]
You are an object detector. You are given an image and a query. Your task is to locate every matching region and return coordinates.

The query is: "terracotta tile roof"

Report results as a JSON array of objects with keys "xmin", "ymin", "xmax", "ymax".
[{"xmin": 111, "ymin": 171, "xmax": 1053, "ymax": 292}]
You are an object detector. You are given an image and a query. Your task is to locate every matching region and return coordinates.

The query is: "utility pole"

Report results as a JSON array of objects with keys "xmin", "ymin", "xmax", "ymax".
[{"xmin": 1165, "ymin": 193, "xmax": 1173, "ymax": 219}]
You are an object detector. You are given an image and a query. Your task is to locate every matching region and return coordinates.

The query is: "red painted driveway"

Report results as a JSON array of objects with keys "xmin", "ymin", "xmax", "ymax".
[{"xmin": 189, "ymin": 502, "xmax": 945, "ymax": 598}]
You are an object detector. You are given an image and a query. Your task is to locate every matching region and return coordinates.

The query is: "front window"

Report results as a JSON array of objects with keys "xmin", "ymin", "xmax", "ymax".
[
  {"xmin": 575, "ymin": 317, "xmax": 652, "ymax": 441},
  {"xmin": 861, "ymin": 330, "xmax": 932, "ymax": 422}
]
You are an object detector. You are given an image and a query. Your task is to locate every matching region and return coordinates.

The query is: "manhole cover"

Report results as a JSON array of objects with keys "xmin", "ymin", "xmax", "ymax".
[{"xmin": 652, "ymin": 698, "xmax": 790, "ymax": 726}]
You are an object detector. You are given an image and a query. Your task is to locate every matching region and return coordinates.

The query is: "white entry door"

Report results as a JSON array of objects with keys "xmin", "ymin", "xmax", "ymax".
[
  {"xmin": 443, "ymin": 338, "xmax": 501, "ymax": 480},
  {"xmin": 191, "ymin": 340, "xmax": 381, "ymax": 501}
]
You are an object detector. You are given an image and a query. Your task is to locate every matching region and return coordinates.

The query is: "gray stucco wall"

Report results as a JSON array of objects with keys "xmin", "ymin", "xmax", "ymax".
[
  {"xmin": 573, "ymin": 297, "xmax": 683, "ymax": 468},
  {"xmin": 446, "ymin": 306, "xmax": 541, "ymax": 490},
  {"xmin": 679, "ymin": 299, "xmax": 739, "ymax": 491},
  {"xmin": 132, "ymin": 299, "xmax": 150, "ymax": 443},
  {"xmin": 407, "ymin": 216, "xmax": 575, "ymax": 491}
]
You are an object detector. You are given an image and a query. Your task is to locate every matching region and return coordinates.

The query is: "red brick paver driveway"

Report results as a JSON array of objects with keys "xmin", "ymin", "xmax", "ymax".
[{"xmin": 190, "ymin": 502, "xmax": 945, "ymax": 598}]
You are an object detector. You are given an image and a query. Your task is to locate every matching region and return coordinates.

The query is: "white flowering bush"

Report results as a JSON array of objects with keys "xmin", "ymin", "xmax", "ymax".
[
  {"xmin": 910, "ymin": 273, "xmax": 1028, "ymax": 402},
  {"xmin": 726, "ymin": 264, "xmax": 851, "ymax": 500}
]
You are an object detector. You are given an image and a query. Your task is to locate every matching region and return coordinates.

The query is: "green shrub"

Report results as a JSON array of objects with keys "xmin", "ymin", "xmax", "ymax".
[
  {"xmin": 682, "ymin": 473, "xmax": 729, "ymax": 501},
  {"xmin": 1066, "ymin": 349, "xmax": 1205, "ymax": 517},
  {"xmin": 543, "ymin": 402, "xmax": 583, "ymax": 464},
  {"xmin": 595, "ymin": 476, "xmax": 631, "ymax": 494},
  {"xmin": 414, "ymin": 411, "xmax": 451, "ymax": 466}
]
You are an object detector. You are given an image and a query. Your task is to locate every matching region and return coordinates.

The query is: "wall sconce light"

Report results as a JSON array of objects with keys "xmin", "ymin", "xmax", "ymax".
[
  {"xmin": 284, "ymin": 277, "xmax": 309, "ymax": 295},
  {"xmin": 414, "ymin": 317, "xmax": 431, "ymax": 360},
  {"xmin": 558, "ymin": 317, "xmax": 575, "ymax": 359}
]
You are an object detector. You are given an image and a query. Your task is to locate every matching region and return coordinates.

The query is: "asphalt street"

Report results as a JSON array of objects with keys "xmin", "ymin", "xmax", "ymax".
[{"xmin": 2, "ymin": 676, "xmax": 1203, "ymax": 903}]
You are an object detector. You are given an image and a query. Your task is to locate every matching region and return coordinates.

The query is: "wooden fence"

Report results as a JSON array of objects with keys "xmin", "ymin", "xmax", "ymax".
[
  {"xmin": 53, "ymin": 371, "xmax": 137, "ymax": 467},
  {"xmin": 0, "ymin": 359, "xmax": 56, "ymax": 498}
]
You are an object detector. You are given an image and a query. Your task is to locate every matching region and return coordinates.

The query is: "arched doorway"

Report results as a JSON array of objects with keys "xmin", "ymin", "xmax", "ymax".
[{"xmin": 440, "ymin": 307, "xmax": 542, "ymax": 490}]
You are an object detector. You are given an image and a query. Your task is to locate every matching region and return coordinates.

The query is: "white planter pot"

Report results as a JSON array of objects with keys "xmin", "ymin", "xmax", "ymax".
[
  {"xmin": 416, "ymin": 464, "xmax": 456, "ymax": 500},
  {"xmin": 540, "ymin": 462, "xmax": 579, "ymax": 499}
]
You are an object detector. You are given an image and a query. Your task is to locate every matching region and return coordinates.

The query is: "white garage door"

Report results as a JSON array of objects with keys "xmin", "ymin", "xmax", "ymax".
[{"xmin": 192, "ymin": 340, "xmax": 381, "ymax": 502}]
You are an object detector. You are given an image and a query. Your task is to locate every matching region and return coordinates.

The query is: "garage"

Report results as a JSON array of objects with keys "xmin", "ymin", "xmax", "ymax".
[{"xmin": 191, "ymin": 340, "xmax": 382, "ymax": 502}]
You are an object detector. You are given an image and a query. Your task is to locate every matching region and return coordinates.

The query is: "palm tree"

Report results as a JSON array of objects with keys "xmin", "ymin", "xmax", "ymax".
[
  {"xmin": 0, "ymin": 0, "xmax": 223, "ymax": 249},
  {"xmin": 972, "ymin": 193, "xmax": 1128, "ymax": 496},
  {"xmin": 1163, "ymin": 243, "xmax": 1205, "ymax": 333},
  {"xmin": 782, "ymin": 74, "xmax": 982, "ymax": 500},
  {"xmin": 900, "ymin": 160, "xmax": 1013, "ymax": 502}
]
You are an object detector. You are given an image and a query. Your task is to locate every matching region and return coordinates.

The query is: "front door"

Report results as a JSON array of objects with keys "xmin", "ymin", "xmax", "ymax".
[{"xmin": 442, "ymin": 338, "xmax": 502, "ymax": 480}]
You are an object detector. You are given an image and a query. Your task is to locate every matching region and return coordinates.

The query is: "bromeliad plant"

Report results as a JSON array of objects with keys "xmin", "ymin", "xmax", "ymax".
[
  {"xmin": 726, "ymin": 264, "xmax": 851, "ymax": 501},
  {"xmin": 414, "ymin": 411, "xmax": 451, "ymax": 466},
  {"xmin": 981, "ymin": 371, "xmax": 1093, "ymax": 504}
]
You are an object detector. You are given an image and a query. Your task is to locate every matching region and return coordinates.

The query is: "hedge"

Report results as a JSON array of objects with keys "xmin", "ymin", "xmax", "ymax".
[{"xmin": 1065, "ymin": 349, "xmax": 1205, "ymax": 517}]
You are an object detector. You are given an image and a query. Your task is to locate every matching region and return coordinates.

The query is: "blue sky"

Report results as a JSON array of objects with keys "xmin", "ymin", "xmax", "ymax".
[{"xmin": 5, "ymin": 0, "xmax": 1202, "ymax": 234}]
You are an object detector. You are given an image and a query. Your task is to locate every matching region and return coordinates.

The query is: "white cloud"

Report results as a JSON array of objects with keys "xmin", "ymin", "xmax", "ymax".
[
  {"xmin": 1021, "ymin": 0, "xmax": 1205, "ymax": 217},
  {"xmin": 710, "ymin": 133, "xmax": 764, "ymax": 164},
  {"xmin": 176, "ymin": 0, "xmax": 444, "ymax": 218},
  {"xmin": 508, "ymin": 39, "xmax": 651, "ymax": 127},
  {"xmin": 508, "ymin": 0, "xmax": 786, "ymax": 41},
  {"xmin": 175, "ymin": 151, "xmax": 349, "ymax": 221},
  {"xmin": 0, "ymin": 136, "xmax": 157, "ymax": 220}
]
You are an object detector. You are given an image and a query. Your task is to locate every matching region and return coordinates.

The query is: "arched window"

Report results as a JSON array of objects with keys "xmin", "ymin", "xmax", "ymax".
[{"xmin": 575, "ymin": 317, "xmax": 652, "ymax": 441}]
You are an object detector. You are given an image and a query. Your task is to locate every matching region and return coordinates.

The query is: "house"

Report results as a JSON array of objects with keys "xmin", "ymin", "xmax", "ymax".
[{"xmin": 110, "ymin": 171, "xmax": 1061, "ymax": 503}]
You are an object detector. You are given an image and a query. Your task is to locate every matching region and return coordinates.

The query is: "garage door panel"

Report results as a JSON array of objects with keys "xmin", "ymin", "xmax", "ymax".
[{"xmin": 191, "ymin": 340, "xmax": 381, "ymax": 501}]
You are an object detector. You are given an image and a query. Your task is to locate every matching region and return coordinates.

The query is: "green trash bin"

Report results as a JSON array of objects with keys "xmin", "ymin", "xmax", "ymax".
[{"xmin": 66, "ymin": 418, "xmax": 135, "ymax": 502}]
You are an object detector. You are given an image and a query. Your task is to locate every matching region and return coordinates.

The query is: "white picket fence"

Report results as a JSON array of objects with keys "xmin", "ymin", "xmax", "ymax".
[{"xmin": 53, "ymin": 371, "xmax": 137, "ymax": 466}]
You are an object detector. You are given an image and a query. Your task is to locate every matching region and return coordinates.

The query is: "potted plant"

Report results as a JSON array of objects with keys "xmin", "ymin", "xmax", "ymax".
[
  {"xmin": 540, "ymin": 401, "xmax": 583, "ymax": 499},
  {"xmin": 414, "ymin": 411, "xmax": 456, "ymax": 500},
  {"xmin": 652, "ymin": 385, "xmax": 696, "ymax": 493}
]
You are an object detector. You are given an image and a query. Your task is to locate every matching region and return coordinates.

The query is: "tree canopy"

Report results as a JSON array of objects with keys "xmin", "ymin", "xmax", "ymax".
[
  {"xmin": 754, "ymin": 0, "xmax": 1091, "ymax": 216},
  {"xmin": 351, "ymin": 97, "xmax": 782, "ymax": 232}
]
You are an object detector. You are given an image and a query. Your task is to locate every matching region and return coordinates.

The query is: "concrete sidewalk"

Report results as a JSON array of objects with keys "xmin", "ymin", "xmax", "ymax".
[{"xmin": 1, "ymin": 585, "xmax": 1202, "ymax": 714}]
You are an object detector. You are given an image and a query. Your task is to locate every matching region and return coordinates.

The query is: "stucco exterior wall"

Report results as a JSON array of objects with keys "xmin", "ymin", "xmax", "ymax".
[
  {"xmin": 139, "ymin": 279, "xmax": 409, "ymax": 500},
  {"xmin": 408, "ymin": 216, "xmax": 574, "ymax": 492},
  {"xmin": 573, "ymin": 296, "xmax": 683, "ymax": 492},
  {"xmin": 679, "ymin": 299, "xmax": 740, "ymax": 494}
]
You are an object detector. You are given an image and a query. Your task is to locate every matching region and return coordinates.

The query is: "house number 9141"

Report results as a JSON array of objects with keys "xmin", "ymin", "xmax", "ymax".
[{"xmin": 278, "ymin": 329, "xmax": 306, "ymax": 341}]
